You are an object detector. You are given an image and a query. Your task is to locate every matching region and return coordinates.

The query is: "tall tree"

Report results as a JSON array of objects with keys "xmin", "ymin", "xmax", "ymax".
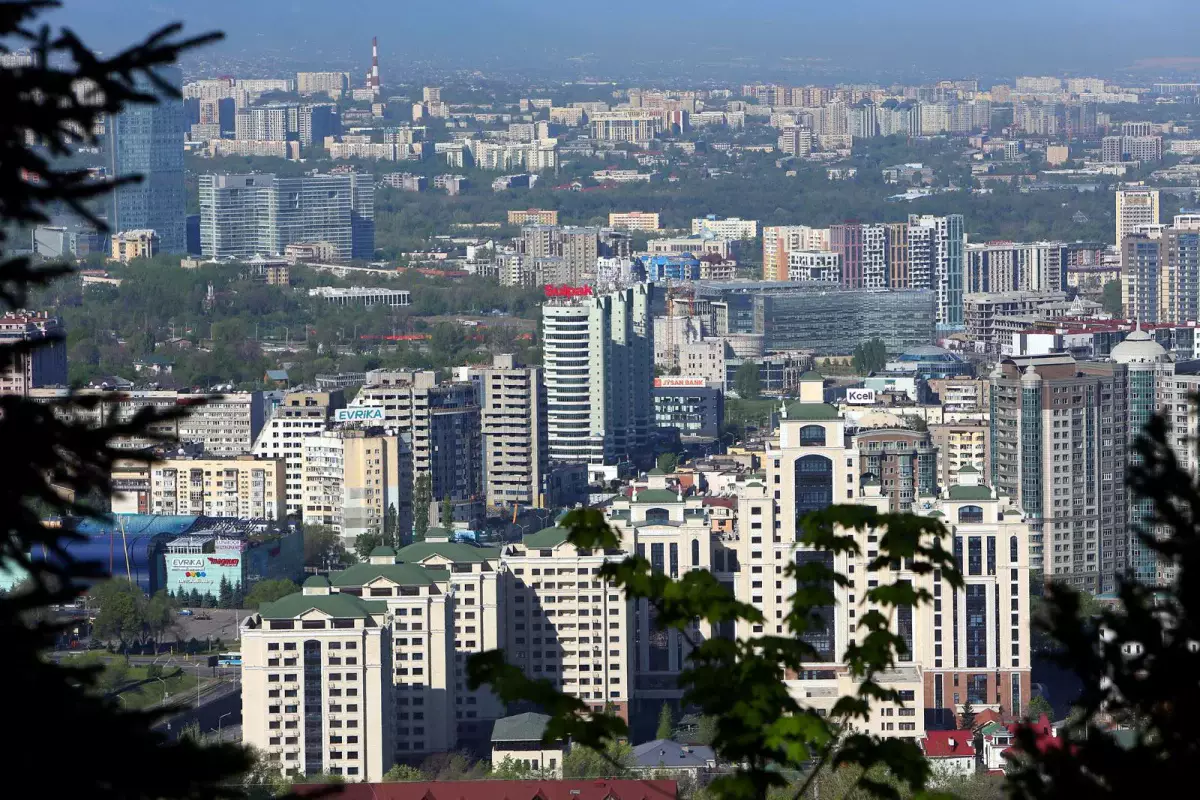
[
  {"xmin": 0, "ymin": 3, "xmax": 249, "ymax": 794},
  {"xmin": 1101, "ymin": 279, "xmax": 1123, "ymax": 317},
  {"xmin": 733, "ymin": 360, "xmax": 761, "ymax": 399},
  {"xmin": 959, "ymin": 701, "xmax": 977, "ymax": 731},
  {"xmin": 656, "ymin": 702, "xmax": 674, "ymax": 740},
  {"xmin": 383, "ymin": 502, "xmax": 399, "ymax": 549},
  {"xmin": 413, "ymin": 473, "xmax": 432, "ymax": 541},
  {"xmin": 441, "ymin": 493, "xmax": 454, "ymax": 530}
]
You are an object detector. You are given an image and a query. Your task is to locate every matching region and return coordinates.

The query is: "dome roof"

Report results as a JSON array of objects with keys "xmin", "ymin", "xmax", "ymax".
[{"xmin": 1110, "ymin": 326, "xmax": 1170, "ymax": 364}]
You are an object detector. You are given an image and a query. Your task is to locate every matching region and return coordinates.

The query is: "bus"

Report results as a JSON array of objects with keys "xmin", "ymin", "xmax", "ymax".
[{"xmin": 217, "ymin": 652, "xmax": 242, "ymax": 667}]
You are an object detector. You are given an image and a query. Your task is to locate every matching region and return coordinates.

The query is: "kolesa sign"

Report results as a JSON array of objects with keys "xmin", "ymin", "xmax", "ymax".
[{"xmin": 335, "ymin": 407, "xmax": 384, "ymax": 422}]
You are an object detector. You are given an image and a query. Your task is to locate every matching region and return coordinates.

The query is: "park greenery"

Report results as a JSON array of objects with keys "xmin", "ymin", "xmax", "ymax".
[
  {"xmin": 851, "ymin": 338, "xmax": 889, "ymax": 375},
  {"xmin": 0, "ymin": 3, "xmax": 250, "ymax": 796}
]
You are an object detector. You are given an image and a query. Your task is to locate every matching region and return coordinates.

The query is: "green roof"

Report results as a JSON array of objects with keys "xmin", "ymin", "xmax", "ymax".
[
  {"xmin": 330, "ymin": 562, "xmax": 440, "ymax": 588},
  {"xmin": 948, "ymin": 484, "xmax": 993, "ymax": 501},
  {"xmin": 303, "ymin": 575, "xmax": 330, "ymax": 588},
  {"xmin": 928, "ymin": 511, "xmax": 945, "ymax": 518},
  {"xmin": 424, "ymin": 527, "xmax": 451, "ymax": 538},
  {"xmin": 259, "ymin": 592, "xmax": 379, "ymax": 620},
  {"xmin": 745, "ymin": 481, "xmax": 763, "ymax": 488},
  {"xmin": 634, "ymin": 488, "xmax": 681, "ymax": 503},
  {"xmin": 524, "ymin": 526, "xmax": 570, "ymax": 548},
  {"xmin": 957, "ymin": 464, "xmax": 979, "ymax": 474},
  {"xmin": 785, "ymin": 402, "xmax": 839, "ymax": 420},
  {"xmin": 492, "ymin": 712, "xmax": 552, "ymax": 743},
  {"xmin": 800, "ymin": 371, "xmax": 825, "ymax": 381},
  {"xmin": 396, "ymin": 541, "xmax": 500, "ymax": 563},
  {"xmin": 978, "ymin": 722, "xmax": 1008, "ymax": 737},
  {"xmin": 369, "ymin": 546, "xmax": 397, "ymax": 557},
  {"xmin": 648, "ymin": 468, "xmax": 666, "ymax": 476}
]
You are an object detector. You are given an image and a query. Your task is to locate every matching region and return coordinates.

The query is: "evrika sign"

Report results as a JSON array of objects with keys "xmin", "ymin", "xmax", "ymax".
[
  {"xmin": 335, "ymin": 407, "xmax": 384, "ymax": 423},
  {"xmin": 169, "ymin": 557, "xmax": 205, "ymax": 571},
  {"xmin": 845, "ymin": 388, "xmax": 877, "ymax": 405}
]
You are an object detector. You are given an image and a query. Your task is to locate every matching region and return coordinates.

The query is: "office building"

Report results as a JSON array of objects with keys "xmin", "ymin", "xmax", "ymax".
[
  {"xmin": 110, "ymin": 229, "xmax": 159, "ymax": 263},
  {"xmin": 111, "ymin": 455, "xmax": 286, "ymax": 519},
  {"xmin": 762, "ymin": 225, "xmax": 831, "ymax": 281},
  {"xmin": 252, "ymin": 390, "xmax": 346, "ymax": 517},
  {"xmin": 348, "ymin": 371, "xmax": 483, "ymax": 523},
  {"xmin": 691, "ymin": 215, "xmax": 758, "ymax": 240},
  {"xmin": 990, "ymin": 355, "xmax": 1127, "ymax": 592},
  {"xmin": 652, "ymin": 379, "xmax": 724, "ymax": 439},
  {"xmin": 608, "ymin": 212, "xmax": 661, "ymax": 232},
  {"xmin": 308, "ymin": 287, "xmax": 411, "ymax": 307},
  {"xmin": 542, "ymin": 284, "xmax": 654, "ymax": 469},
  {"xmin": 1115, "ymin": 188, "xmax": 1160, "ymax": 245},
  {"xmin": 965, "ymin": 242, "xmax": 1068, "ymax": 294},
  {"xmin": 301, "ymin": 428, "xmax": 413, "ymax": 549},
  {"xmin": 240, "ymin": 577, "xmax": 395, "ymax": 781},
  {"xmin": 468, "ymin": 354, "xmax": 548, "ymax": 511},
  {"xmin": 199, "ymin": 173, "xmax": 374, "ymax": 260},
  {"xmin": 31, "ymin": 224, "xmax": 104, "ymax": 260},
  {"xmin": 106, "ymin": 66, "xmax": 186, "ymax": 253},
  {"xmin": 0, "ymin": 312, "xmax": 66, "ymax": 396}
]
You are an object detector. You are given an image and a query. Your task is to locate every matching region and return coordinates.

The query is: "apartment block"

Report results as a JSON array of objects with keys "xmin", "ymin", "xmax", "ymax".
[
  {"xmin": 608, "ymin": 212, "xmax": 661, "ymax": 232},
  {"xmin": 501, "ymin": 527, "xmax": 633, "ymax": 720},
  {"xmin": 240, "ymin": 577, "xmax": 394, "ymax": 782},
  {"xmin": 853, "ymin": 428, "xmax": 937, "ymax": 511},
  {"xmin": 0, "ymin": 312, "xmax": 66, "ymax": 396},
  {"xmin": 963, "ymin": 291, "xmax": 1067, "ymax": 355},
  {"xmin": 965, "ymin": 241, "xmax": 1068, "ymax": 294},
  {"xmin": 301, "ymin": 428, "xmax": 413, "ymax": 549},
  {"xmin": 1121, "ymin": 217, "xmax": 1200, "ymax": 324},
  {"xmin": 929, "ymin": 421, "xmax": 990, "ymax": 487},
  {"xmin": 111, "ymin": 455, "xmax": 286, "ymax": 519},
  {"xmin": 468, "ymin": 354, "xmax": 548, "ymax": 510},
  {"xmin": 110, "ymin": 229, "xmax": 158, "ymax": 263},
  {"xmin": 1115, "ymin": 188, "xmax": 1159, "ymax": 246},
  {"xmin": 691, "ymin": 215, "xmax": 758, "ymax": 239},
  {"xmin": 990, "ymin": 355, "xmax": 1127, "ymax": 592},
  {"xmin": 589, "ymin": 110, "xmax": 663, "ymax": 144},
  {"xmin": 507, "ymin": 209, "xmax": 558, "ymax": 226},
  {"xmin": 542, "ymin": 284, "xmax": 654, "ymax": 470},
  {"xmin": 252, "ymin": 390, "xmax": 346, "ymax": 517},
  {"xmin": 762, "ymin": 225, "xmax": 831, "ymax": 281}
]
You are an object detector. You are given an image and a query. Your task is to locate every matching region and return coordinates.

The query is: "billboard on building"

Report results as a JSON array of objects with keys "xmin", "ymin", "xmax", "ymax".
[
  {"xmin": 654, "ymin": 377, "xmax": 710, "ymax": 388},
  {"xmin": 335, "ymin": 406, "xmax": 384, "ymax": 423},
  {"xmin": 845, "ymin": 388, "xmax": 877, "ymax": 405}
]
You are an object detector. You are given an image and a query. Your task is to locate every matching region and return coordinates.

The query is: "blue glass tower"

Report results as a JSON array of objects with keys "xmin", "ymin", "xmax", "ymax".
[{"xmin": 106, "ymin": 66, "xmax": 186, "ymax": 253}]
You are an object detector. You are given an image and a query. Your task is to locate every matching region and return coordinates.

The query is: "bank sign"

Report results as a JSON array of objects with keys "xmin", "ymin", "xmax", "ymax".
[{"xmin": 335, "ymin": 406, "xmax": 384, "ymax": 423}]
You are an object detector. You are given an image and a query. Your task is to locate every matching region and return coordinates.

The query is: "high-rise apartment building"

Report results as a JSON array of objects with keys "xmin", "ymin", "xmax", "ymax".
[
  {"xmin": 467, "ymin": 355, "xmax": 548, "ymax": 511},
  {"xmin": 347, "ymin": 371, "xmax": 483, "ymax": 522},
  {"xmin": 589, "ymin": 110, "xmax": 663, "ymax": 144},
  {"xmin": 297, "ymin": 72, "xmax": 350, "ymax": 99},
  {"xmin": 929, "ymin": 421, "xmax": 990, "ymax": 488},
  {"xmin": 106, "ymin": 66, "xmax": 186, "ymax": 252},
  {"xmin": 965, "ymin": 241, "xmax": 1068, "ymax": 294},
  {"xmin": 911, "ymin": 214, "xmax": 965, "ymax": 328},
  {"xmin": 252, "ymin": 390, "xmax": 346, "ymax": 517},
  {"xmin": 762, "ymin": 225, "xmax": 831, "ymax": 280},
  {"xmin": 0, "ymin": 312, "xmax": 66, "ymax": 396},
  {"xmin": 542, "ymin": 284, "xmax": 654, "ymax": 469},
  {"xmin": 1102, "ymin": 135, "xmax": 1163, "ymax": 164},
  {"xmin": 111, "ymin": 455, "xmax": 286, "ymax": 518},
  {"xmin": 199, "ymin": 173, "xmax": 374, "ymax": 260},
  {"xmin": 1120, "ymin": 216, "xmax": 1200, "ymax": 324},
  {"xmin": 241, "ymin": 577, "xmax": 395, "ymax": 782},
  {"xmin": 990, "ymin": 354, "xmax": 1128, "ymax": 592},
  {"xmin": 301, "ymin": 428, "xmax": 413, "ymax": 549},
  {"xmin": 853, "ymin": 428, "xmax": 937, "ymax": 511},
  {"xmin": 691, "ymin": 216, "xmax": 758, "ymax": 239},
  {"xmin": 1115, "ymin": 188, "xmax": 1160, "ymax": 246}
]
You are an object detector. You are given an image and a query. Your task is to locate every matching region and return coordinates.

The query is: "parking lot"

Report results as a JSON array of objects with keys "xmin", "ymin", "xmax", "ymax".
[{"xmin": 173, "ymin": 608, "xmax": 247, "ymax": 646}]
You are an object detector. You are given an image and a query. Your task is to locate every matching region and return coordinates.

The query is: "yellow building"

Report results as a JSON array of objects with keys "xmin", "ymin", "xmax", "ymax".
[
  {"xmin": 110, "ymin": 229, "xmax": 158, "ymax": 263},
  {"xmin": 111, "ymin": 455, "xmax": 287, "ymax": 519},
  {"xmin": 608, "ymin": 211, "xmax": 661, "ymax": 232},
  {"xmin": 507, "ymin": 208, "xmax": 558, "ymax": 226}
]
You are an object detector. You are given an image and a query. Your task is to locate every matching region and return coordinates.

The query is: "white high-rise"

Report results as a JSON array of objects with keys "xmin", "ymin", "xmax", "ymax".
[{"xmin": 542, "ymin": 284, "xmax": 654, "ymax": 471}]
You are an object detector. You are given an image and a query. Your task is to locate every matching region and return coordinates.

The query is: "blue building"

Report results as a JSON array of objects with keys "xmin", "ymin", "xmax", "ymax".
[
  {"xmin": 885, "ymin": 345, "xmax": 976, "ymax": 380},
  {"xmin": 639, "ymin": 253, "xmax": 701, "ymax": 282},
  {"xmin": 106, "ymin": 66, "xmax": 186, "ymax": 252}
]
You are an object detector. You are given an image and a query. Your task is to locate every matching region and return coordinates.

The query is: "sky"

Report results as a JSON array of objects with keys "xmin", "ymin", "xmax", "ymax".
[{"xmin": 39, "ymin": 0, "xmax": 1200, "ymax": 80}]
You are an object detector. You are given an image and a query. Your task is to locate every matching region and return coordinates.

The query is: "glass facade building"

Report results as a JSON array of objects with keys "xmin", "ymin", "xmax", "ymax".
[{"xmin": 106, "ymin": 66, "xmax": 186, "ymax": 252}]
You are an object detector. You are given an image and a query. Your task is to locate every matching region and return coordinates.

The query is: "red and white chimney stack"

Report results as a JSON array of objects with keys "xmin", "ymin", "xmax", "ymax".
[{"xmin": 370, "ymin": 37, "xmax": 380, "ymax": 98}]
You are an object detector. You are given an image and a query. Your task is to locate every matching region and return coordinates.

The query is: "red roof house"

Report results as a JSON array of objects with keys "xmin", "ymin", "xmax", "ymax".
[{"xmin": 292, "ymin": 779, "xmax": 679, "ymax": 800}]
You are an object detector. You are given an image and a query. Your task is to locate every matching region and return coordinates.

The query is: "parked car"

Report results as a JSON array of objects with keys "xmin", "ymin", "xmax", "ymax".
[{"xmin": 178, "ymin": 609, "xmax": 194, "ymax": 616}]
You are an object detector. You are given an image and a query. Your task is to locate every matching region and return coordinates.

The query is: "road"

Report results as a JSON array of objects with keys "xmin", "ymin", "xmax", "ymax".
[{"xmin": 154, "ymin": 677, "xmax": 242, "ymax": 742}]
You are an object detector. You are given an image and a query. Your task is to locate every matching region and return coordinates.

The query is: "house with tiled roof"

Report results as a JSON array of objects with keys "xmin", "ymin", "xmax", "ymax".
[{"xmin": 491, "ymin": 712, "xmax": 563, "ymax": 777}]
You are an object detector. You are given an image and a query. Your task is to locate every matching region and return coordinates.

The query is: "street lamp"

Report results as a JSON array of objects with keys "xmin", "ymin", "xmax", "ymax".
[
  {"xmin": 218, "ymin": 712, "xmax": 232, "ymax": 739},
  {"xmin": 194, "ymin": 663, "xmax": 202, "ymax": 709},
  {"xmin": 156, "ymin": 676, "xmax": 169, "ymax": 702}
]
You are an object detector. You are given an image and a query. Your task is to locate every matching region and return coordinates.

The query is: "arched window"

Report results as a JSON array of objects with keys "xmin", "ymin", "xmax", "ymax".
[
  {"xmin": 958, "ymin": 505, "xmax": 984, "ymax": 524},
  {"xmin": 795, "ymin": 455, "xmax": 834, "ymax": 519},
  {"xmin": 1010, "ymin": 536, "xmax": 1019, "ymax": 563},
  {"xmin": 645, "ymin": 507, "xmax": 670, "ymax": 525},
  {"xmin": 798, "ymin": 424, "xmax": 827, "ymax": 446},
  {"xmin": 691, "ymin": 539, "xmax": 700, "ymax": 567}
]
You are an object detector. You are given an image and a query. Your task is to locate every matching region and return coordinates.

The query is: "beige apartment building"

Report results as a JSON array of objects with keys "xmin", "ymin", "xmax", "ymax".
[
  {"xmin": 252, "ymin": 390, "xmax": 346, "ymax": 516},
  {"xmin": 394, "ymin": 537, "xmax": 506, "ymax": 751},
  {"xmin": 469, "ymin": 354, "xmax": 547, "ymax": 510},
  {"xmin": 110, "ymin": 229, "xmax": 158, "ymax": 263},
  {"xmin": 507, "ymin": 208, "xmax": 558, "ymax": 226},
  {"xmin": 240, "ymin": 577, "xmax": 394, "ymax": 782},
  {"xmin": 301, "ymin": 428, "xmax": 412, "ymax": 549},
  {"xmin": 929, "ymin": 421, "xmax": 990, "ymax": 487},
  {"xmin": 762, "ymin": 225, "xmax": 830, "ymax": 281},
  {"xmin": 500, "ymin": 527, "xmax": 633, "ymax": 720},
  {"xmin": 111, "ymin": 455, "xmax": 286, "ymax": 519},
  {"xmin": 608, "ymin": 211, "xmax": 661, "ymax": 232},
  {"xmin": 329, "ymin": 549, "xmax": 458, "ymax": 759}
]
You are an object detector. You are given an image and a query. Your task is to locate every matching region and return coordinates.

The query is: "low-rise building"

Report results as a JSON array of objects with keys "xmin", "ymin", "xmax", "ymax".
[
  {"xmin": 490, "ymin": 713, "xmax": 564, "ymax": 776},
  {"xmin": 110, "ymin": 229, "xmax": 159, "ymax": 263}
]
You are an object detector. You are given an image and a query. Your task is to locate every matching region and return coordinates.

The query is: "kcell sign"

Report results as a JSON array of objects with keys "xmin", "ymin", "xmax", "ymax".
[
  {"xmin": 845, "ymin": 388, "xmax": 878, "ymax": 405},
  {"xmin": 335, "ymin": 406, "xmax": 384, "ymax": 422}
]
